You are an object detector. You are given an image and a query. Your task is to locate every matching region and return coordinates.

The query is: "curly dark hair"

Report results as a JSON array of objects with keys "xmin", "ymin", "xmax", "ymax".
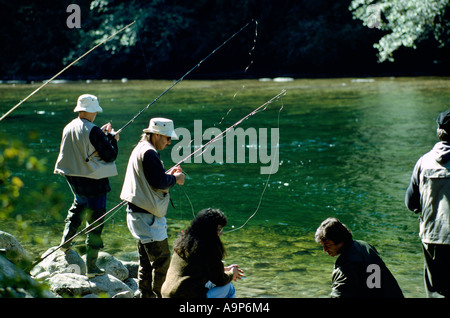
[{"xmin": 173, "ymin": 208, "xmax": 228, "ymax": 260}]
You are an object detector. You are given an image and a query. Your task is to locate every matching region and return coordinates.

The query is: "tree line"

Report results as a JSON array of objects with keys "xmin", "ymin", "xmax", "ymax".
[{"xmin": 1, "ymin": 0, "xmax": 449, "ymax": 80}]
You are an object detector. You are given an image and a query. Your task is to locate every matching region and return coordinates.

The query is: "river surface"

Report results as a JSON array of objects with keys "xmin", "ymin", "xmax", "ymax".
[{"xmin": 1, "ymin": 77, "xmax": 449, "ymax": 297}]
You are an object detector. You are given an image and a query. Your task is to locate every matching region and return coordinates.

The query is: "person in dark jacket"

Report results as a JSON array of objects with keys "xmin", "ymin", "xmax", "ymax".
[
  {"xmin": 405, "ymin": 109, "xmax": 450, "ymax": 298},
  {"xmin": 315, "ymin": 217, "xmax": 404, "ymax": 298},
  {"xmin": 121, "ymin": 117, "xmax": 185, "ymax": 298},
  {"xmin": 54, "ymin": 94, "xmax": 119, "ymax": 278},
  {"xmin": 161, "ymin": 208, "xmax": 244, "ymax": 298}
]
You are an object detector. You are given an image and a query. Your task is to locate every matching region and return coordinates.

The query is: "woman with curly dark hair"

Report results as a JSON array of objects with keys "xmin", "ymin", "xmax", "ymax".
[{"xmin": 161, "ymin": 208, "xmax": 244, "ymax": 298}]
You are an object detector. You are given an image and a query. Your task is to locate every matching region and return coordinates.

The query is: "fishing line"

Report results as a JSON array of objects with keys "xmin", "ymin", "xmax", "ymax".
[
  {"xmin": 244, "ymin": 20, "xmax": 258, "ymax": 73},
  {"xmin": 169, "ymin": 90, "xmax": 286, "ymax": 170},
  {"xmin": 191, "ymin": 100, "xmax": 267, "ymax": 162},
  {"xmin": 217, "ymin": 107, "xmax": 234, "ymax": 126},
  {"xmin": 225, "ymin": 101, "xmax": 284, "ymax": 234},
  {"xmin": 215, "ymin": 21, "xmax": 258, "ymax": 127},
  {"xmin": 176, "ymin": 18, "xmax": 265, "ymax": 225},
  {"xmin": 184, "ymin": 83, "xmax": 251, "ymax": 162},
  {"xmin": 214, "ymin": 85, "xmax": 246, "ymax": 127},
  {"xmin": 0, "ymin": 21, "xmax": 136, "ymax": 122},
  {"xmin": 179, "ymin": 186, "xmax": 196, "ymax": 218},
  {"xmin": 85, "ymin": 19, "xmax": 256, "ymax": 162},
  {"xmin": 174, "ymin": 92, "xmax": 285, "ymax": 233},
  {"xmin": 168, "ymin": 90, "xmax": 285, "ymax": 219}
]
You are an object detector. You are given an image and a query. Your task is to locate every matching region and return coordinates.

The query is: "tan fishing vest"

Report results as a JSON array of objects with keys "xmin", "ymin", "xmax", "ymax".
[
  {"xmin": 120, "ymin": 141, "xmax": 170, "ymax": 217},
  {"xmin": 54, "ymin": 118, "xmax": 117, "ymax": 179}
]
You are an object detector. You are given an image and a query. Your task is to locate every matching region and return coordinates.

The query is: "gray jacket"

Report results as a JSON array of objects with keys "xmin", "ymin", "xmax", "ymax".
[{"xmin": 405, "ymin": 141, "xmax": 450, "ymax": 244}]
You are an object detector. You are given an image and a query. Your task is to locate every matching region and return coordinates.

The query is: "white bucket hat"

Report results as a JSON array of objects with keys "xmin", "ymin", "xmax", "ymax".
[
  {"xmin": 73, "ymin": 94, "xmax": 103, "ymax": 113},
  {"xmin": 143, "ymin": 117, "xmax": 178, "ymax": 140}
]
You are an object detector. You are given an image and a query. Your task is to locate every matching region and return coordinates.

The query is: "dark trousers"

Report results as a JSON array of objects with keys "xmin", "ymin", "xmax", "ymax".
[
  {"xmin": 422, "ymin": 242, "xmax": 450, "ymax": 298},
  {"xmin": 61, "ymin": 193, "xmax": 107, "ymax": 250},
  {"xmin": 137, "ymin": 239, "xmax": 170, "ymax": 298}
]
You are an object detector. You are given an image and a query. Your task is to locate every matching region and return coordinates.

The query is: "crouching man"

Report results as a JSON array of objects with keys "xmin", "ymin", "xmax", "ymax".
[{"xmin": 315, "ymin": 217, "xmax": 404, "ymax": 298}]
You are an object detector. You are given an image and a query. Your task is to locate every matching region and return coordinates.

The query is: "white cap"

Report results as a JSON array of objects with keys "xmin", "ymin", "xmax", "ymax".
[
  {"xmin": 143, "ymin": 117, "xmax": 178, "ymax": 140},
  {"xmin": 73, "ymin": 94, "xmax": 103, "ymax": 113}
]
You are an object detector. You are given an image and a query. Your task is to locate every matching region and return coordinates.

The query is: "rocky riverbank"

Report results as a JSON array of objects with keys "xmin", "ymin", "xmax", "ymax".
[{"xmin": 0, "ymin": 230, "xmax": 140, "ymax": 298}]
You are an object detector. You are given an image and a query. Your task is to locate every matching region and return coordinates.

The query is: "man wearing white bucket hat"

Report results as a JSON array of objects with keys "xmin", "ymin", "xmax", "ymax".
[
  {"xmin": 54, "ymin": 94, "xmax": 120, "ymax": 278},
  {"xmin": 121, "ymin": 117, "xmax": 185, "ymax": 298}
]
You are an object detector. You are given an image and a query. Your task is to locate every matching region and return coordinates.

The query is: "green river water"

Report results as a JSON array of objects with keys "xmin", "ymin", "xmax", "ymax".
[{"xmin": 1, "ymin": 77, "xmax": 449, "ymax": 298}]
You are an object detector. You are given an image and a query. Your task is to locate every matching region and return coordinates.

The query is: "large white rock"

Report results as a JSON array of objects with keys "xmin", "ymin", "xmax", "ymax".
[
  {"xmin": 48, "ymin": 273, "xmax": 133, "ymax": 298},
  {"xmin": 0, "ymin": 231, "xmax": 32, "ymax": 267},
  {"xmin": 31, "ymin": 247, "xmax": 86, "ymax": 279}
]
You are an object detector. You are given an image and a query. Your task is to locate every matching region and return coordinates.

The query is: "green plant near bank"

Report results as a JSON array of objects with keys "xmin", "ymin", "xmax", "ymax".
[{"xmin": 0, "ymin": 133, "xmax": 65, "ymax": 243}]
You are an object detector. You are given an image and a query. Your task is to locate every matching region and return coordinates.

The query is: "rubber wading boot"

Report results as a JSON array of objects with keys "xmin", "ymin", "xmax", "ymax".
[{"xmin": 86, "ymin": 247, "xmax": 106, "ymax": 278}]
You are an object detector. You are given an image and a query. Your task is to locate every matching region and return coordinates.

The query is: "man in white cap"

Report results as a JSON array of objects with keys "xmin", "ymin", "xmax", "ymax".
[
  {"xmin": 121, "ymin": 117, "xmax": 185, "ymax": 298},
  {"xmin": 54, "ymin": 94, "xmax": 120, "ymax": 278}
]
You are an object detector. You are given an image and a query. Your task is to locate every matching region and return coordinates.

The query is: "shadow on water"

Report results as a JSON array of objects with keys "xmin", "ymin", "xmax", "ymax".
[{"xmin": 2, "ymin": 77, "xmax": 449, "ymax": 297}]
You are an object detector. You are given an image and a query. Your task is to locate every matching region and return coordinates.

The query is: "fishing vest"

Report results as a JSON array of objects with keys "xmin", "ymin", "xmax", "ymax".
[
  {"xmin": 416, "ymin": 145, "xmax": 450, "ymax": 244},
  {"xmin": 120, "ymin": 141, "xmax": 170, "ymax": 218},
  {"xmin": 54, "ymin": 118, "xmax": 118, "ymax": 179}
]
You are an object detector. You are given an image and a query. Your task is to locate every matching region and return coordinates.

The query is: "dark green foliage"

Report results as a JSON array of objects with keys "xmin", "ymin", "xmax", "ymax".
[{"xmin": 0, "ymin": 0, "xmax": 448, "ymax": 80}]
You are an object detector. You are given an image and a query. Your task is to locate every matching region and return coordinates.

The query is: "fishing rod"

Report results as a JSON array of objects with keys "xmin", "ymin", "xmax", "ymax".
[
  {"xmin": 30, "ymin": 21, "xmax": 256, "ymax": 268},
  {"xmin": 29, "ymin": 200, "xmax": 127, "ymax": 270},
  {"xmin": 30, "ymin": 90, "xmax": 285, "ymax": 270},
  {"xmin": 170, "ymin": 91, "xmax": 285, "ymax": 234},
  {"xmin": 170, "ymin": 89, "xmax": 286, "ymax": 170},
  {"xmin": 86, "ymin": 19, "xmax": 256, "ymax": 162},
  {"xmin": 0, "ymin": 21, "xmax": 136, "ymax": 122},
  {"xmin": 224, "ymin": 103, "xmax": 284, "ymax": 234}
]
